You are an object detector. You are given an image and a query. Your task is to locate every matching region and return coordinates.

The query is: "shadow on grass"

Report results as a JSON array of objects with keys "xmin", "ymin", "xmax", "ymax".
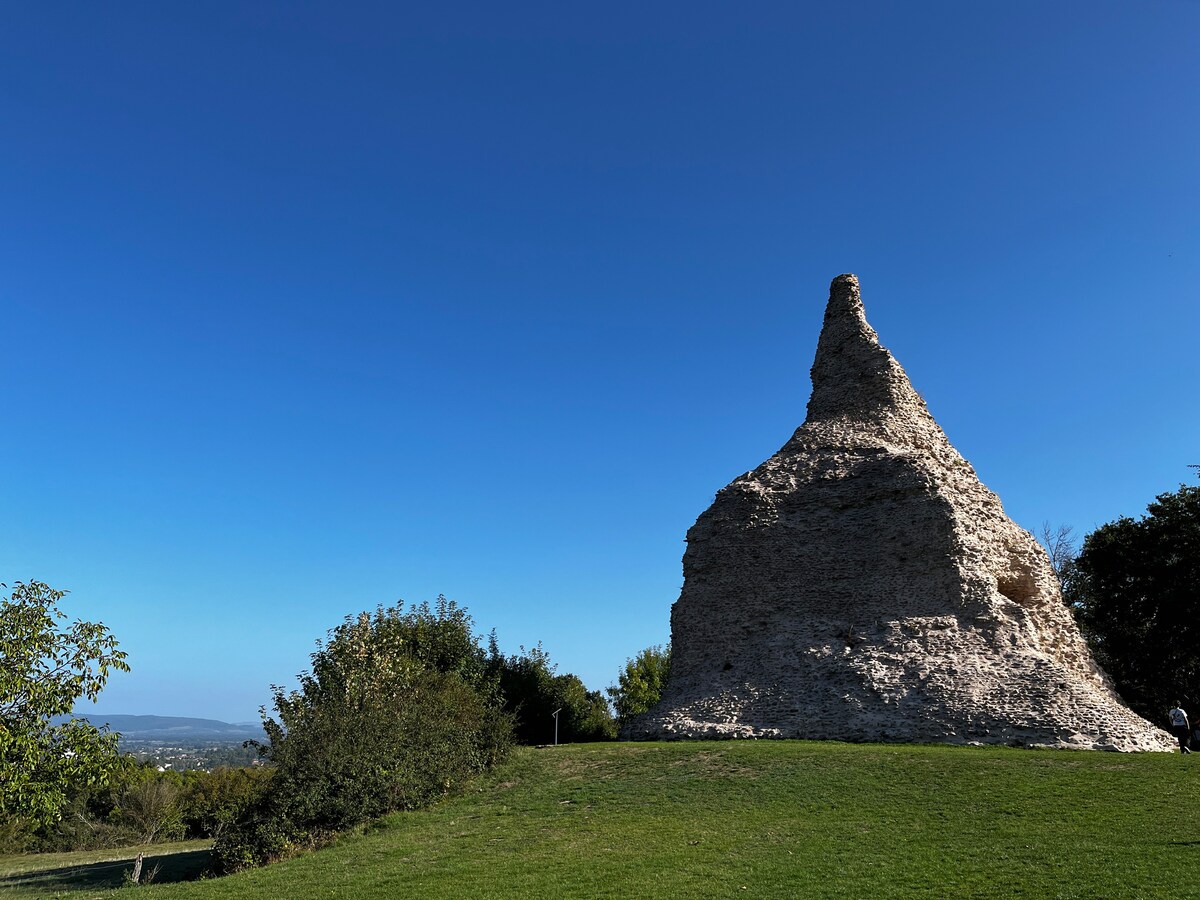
[{"xmin": 0, "ymin": 847, "xmax": 212, "ymax": 892}]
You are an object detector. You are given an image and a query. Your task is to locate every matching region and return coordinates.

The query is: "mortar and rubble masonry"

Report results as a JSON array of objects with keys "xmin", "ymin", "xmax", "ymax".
[{"xmin": 629, "ymin": 274, "xmax": 1173, "ymax": 752}]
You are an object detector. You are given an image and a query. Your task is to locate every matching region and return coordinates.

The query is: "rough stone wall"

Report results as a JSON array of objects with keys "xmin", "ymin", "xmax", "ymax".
[{"xmin": 629, "ymin": 274, "xmax": 1173, "ymax": 751}]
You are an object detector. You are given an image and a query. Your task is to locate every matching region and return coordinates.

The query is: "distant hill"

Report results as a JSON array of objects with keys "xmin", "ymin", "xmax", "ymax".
[{"xmin": 54, "ymin": 714, "xmax": 265, "ymax": 742}]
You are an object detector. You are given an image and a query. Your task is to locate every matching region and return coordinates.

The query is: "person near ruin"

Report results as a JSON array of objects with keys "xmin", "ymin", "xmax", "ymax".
[{"xmin": 1167, "ymin": 703, "xmax": 1190, "ymax": 753}]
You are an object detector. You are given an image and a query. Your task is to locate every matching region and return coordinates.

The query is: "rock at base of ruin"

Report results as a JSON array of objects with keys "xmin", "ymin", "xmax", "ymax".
[{"xmin": 629, "ymin": 274, "xmax": 1173, "ymax": 751}]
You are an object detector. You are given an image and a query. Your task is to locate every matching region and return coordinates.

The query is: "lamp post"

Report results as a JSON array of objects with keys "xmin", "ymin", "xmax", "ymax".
[{"xmin": 552, "ymin": 707, "xmax": 562, "ymax": 747}]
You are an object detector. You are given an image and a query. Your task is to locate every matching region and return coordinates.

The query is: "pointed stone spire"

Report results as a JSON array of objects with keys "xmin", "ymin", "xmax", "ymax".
[
  {"xmin": 805, "ymin": 274, "xmax": 927, "ymax": 426},
  {"xmin": 628, "ymin": 275, "xmax": 1173, "ymax": 752}
]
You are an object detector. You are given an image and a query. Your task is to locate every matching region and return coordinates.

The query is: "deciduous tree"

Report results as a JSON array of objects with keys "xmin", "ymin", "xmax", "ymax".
[
  {"xmin": 607, "ymin": 644, "xmax": 671, "ymax": 729},
  {"xmin": 1038, "ymin": 522, "xmax": 1079, "ymax": 600},
  {"xmin": 0, "ymin": 581, "xmax": 128, "ymax": 831},
  {"xmin": 1069, "ymin": 484, "xmax": 1200, "ymax": 722}
]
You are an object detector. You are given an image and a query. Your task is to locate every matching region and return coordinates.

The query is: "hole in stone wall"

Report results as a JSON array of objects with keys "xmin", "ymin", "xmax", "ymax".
[{"xmin": 997, "ymin": 572, "xmax": 1037, "ymax": 607}]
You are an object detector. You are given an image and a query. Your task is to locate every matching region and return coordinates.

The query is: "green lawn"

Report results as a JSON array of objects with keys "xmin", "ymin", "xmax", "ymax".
[
  {"xmin": 0, "ymin": 840, "xmax": 212, "ymax": 897},
  {"xmin": 5, "ymin": 742, "xmax": 1198, "ymax": 898}
]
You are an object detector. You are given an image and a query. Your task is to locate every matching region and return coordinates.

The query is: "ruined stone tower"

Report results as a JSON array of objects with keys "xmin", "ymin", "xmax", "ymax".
[{"xmin": 630, "ymin": 274, "xmax": 1172, "ymax": 750}]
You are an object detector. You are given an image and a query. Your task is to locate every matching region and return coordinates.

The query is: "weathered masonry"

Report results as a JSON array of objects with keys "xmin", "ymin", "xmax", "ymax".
[{"xmin": 630, "ymin": 275, "xmax": 1171, "ymax": 751}]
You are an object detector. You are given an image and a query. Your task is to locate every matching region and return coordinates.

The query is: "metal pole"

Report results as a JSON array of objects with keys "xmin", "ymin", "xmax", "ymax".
[{"xmin": 552, "ymin": 707, "xmax": 562, "ymax": 747}]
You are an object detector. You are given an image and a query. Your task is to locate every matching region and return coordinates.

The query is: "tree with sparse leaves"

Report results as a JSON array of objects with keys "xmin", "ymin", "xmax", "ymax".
[
  {"xmin": 0, "ymin": 581, "xmax": 129, "ymax": 832},
  {"xmin": 1038, "ymin": 522, "xmax": 1079, "ymax": 600}
]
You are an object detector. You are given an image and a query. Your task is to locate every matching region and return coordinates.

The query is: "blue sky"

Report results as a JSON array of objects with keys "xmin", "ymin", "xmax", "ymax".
[{"xmin": 2, "ymin": 2, "xmax": 1197, "ymax": 723}]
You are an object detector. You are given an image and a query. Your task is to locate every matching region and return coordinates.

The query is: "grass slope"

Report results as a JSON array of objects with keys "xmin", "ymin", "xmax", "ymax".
[{"xmin": 7, "ymin": 741, "xmax": 1199, "ymax": 898}]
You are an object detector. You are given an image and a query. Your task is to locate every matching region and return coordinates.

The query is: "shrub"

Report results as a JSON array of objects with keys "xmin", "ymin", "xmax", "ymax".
[
  {"xmin": 179, "ymin": 766, "xmax": 272, "ymax": 839},
  {"xmin": 116, "ymin": 777, "xmax": 185, "ymax": 843},
  {"xmin": 213, "ymin": 598, "xmax": 512, "ymax": 872}
]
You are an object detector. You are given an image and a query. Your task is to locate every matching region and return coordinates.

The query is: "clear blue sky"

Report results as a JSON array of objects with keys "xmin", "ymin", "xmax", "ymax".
[{"xmin": 3, "ymin": 2, "xmax": 1197, "ymax": 723}]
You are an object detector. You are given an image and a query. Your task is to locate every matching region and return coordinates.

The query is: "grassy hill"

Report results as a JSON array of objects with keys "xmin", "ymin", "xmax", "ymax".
[{"xmin": 4, "ymin": 740, "xmax": 1197, "ymax": 898}]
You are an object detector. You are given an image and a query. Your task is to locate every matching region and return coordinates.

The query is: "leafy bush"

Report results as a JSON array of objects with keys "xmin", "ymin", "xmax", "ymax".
[
  {"xmin": 213, "ymin": 598, "xmax": 512, "ymax": 872},
  {"xmin": 212, "ymin": 811, "xmax": 304, "ymax": 873},
  {"xmin": 179, "ymin": 765, "xmax": 272, "ymax": 839},
  {"xmin": 7, "ymin": 769, "xmax": 133, "ymax": 852},
  {"xmin": 116, "ymin": 776, "xmax": 185, "ymax": 843},
  {"xmin": 13, "ymin": 759, "xmax": 269, "ymax": 852}
]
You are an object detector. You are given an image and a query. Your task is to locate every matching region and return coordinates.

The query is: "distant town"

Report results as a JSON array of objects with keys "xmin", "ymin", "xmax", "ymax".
[
  {"xmin": 122, "ymin": 738, "xmax": 265, "ymax": 772},
  {"xmin": 62, "ymin": 714, "xmax": 268, "ymax": 771}
]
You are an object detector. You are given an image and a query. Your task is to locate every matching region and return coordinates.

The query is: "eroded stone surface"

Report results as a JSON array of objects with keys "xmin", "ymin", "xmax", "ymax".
[{"xmin": 629, "ymin": 274, "xmax": 1173, "ymax": 751}]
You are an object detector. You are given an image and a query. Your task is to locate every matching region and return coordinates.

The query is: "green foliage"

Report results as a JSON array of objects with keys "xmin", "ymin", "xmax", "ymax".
[
  {"xmin": 208, "ymin": 597, "xmax": 617, "ymax": 871},
  {"xmin": 178, "ymin": 766, "xmax": 271, "ymax": 840},
  {"xmin": 0, "ymin": 581, "xmax": 129, "ymax": 834},
  {"xmin": 550, "ymin": 673, "xmax": 617, "ymax": 743},
  {"xmin": 488, "ymin": 640, "xmax": 615, "ymax": 744},
  {"xmin": 1069, "ymin": 484, "xmax": 1200, "ymax": 721},
  {"xmin": 20, "ymin": 755, "xmax": 135, "ymax": 852},
  {"xmin": 306, "ymin": 597, "xmax": 490, "ymax": 696},
  {"xmin": 16, "ymin": 759, "xmax": 269, "ymax": 852},
  {"xmin": 607, "ymin": 643, "xmax": 671, "ymax": 728},
  {"xmin": 213, "ymin": 598, "xmax": 512, "ymax": 872}
]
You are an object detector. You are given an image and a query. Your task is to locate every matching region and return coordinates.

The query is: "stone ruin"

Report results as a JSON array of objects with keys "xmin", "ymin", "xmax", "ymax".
[{"xmin": 629, "ymin": 274, "xmax": 1172, "ymax": 751}]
